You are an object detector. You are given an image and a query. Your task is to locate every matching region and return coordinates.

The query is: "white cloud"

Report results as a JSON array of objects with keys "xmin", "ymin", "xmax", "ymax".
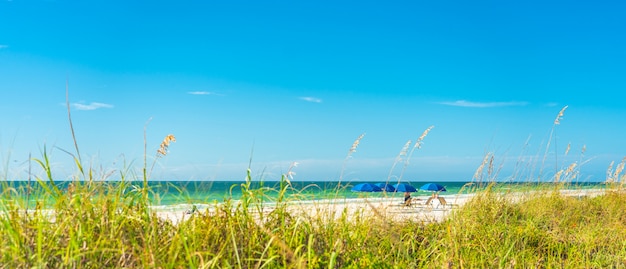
[
  {"xmin": 438, "ymin": 100, "xmax": 528, "ymax": 108},
  {"xmin": 72, "ymin": 102, "xmax": 114, "ymax": 111},
  {"xmin": 188, "ymin": 91, "xmax": 222, "ymax": 96},
  {"xmin": 544, "ymin": 102, "xmax": 559, "ymax": 107},
  {"xmin": 299, "ymin": 96, "xmax": 322, "ymax": 103}
]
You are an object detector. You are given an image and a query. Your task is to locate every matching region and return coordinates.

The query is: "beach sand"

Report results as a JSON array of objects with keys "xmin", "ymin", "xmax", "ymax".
[{"xmin": 154, "ymin": 188, "xmax": 607, "ymax": 225}]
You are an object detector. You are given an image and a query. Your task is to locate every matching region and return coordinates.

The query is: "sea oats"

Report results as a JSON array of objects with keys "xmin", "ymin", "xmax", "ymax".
[
  {"xmin": 607, "ymin": 161, "xmax": 615, "ymax": 182},
  {"xmin": 414, "ymin": 125, "xmax": 434, "ymax": 149},
  {"xmin": 397, "ymin": 125, "xmax": 435, "ymax": 182},
  {"xmin": 554, "ymin": 105, "xmax": 568, "ymax": 125},
  {"xmin": 488, "ymin": 154, "xmax": 494, "ymax": 178},
  {"xmin": 555, "ymin": 170, "xmax": 563, "ymax": 182},
  {"xmin": 405, "ymin": 125, "xmax": 435, "ymax": 165},
  {"xmin": 473, "ymin": 153, "xmax": 491, "ymax": 181},
  {"xmin": 340, "ymin": 133, "xmax": 365, "ymax": 182},
  {"xmin": 613, "ymin": 157, "xmax": 625, "ymax": 181},
  {"xmin": 349, "ymin": 133, "xmax": 366, "ymax": 154},
  {"xmin": 388, "ymin": 140, "xmax": 412, "ymax": 181},
  {"xmin": 564, "ymin": 143, "xmax": 571, "ymax": 156},
  {"xmin": 565, "ymin": 162, "xmax": 577, "ymax": 174},
  {"xmin": 396, "ymin": 140, "xmax": 411, "ymax": 162},
  {"xmin": 285, "ymin": 161, "xmax": 298, "ymax": 183},
  {"xmin": 157, "ymin": 134, "xmax": 176, "ymax": 157}
]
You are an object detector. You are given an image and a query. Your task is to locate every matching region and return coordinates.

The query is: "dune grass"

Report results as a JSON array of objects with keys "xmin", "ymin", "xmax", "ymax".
[
  {"xmin": 2, "ymin": 101, "xmax": 626, "ymax": 268},
  {"xmin": 2, "ymin": 165, "xmax": 626, "ymax": 268}
]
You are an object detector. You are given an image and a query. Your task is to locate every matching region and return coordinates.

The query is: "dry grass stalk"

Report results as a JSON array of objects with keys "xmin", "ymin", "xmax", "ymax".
[
  {"xmin": 387, "ymin": 140, "xmax": 412, "ymax": 182},
  {"xmin": 397, "ymin": 140, "xmax": 411, "ymax": 162},
  {"xmin": 473, "ymin": 153, "xmax": 492, "ymax": 183},
  {"xmin": 339, "ymin": 133, "xmax": 365, "ymax": 182},
  {"xmin": 554, "ymin": 105, "xmax": 568, "ymax": 125},
  {"xmin": 397, "ymin": 125, "xmax": 435, "ymax": 183},
  {"xmin": 415, "ymin": 126, "xmax": 434, "ymax": 149},
  {"xmin": 556, "ymin": 162, "xmax": 578, "ymax": 183},
  {"xmin": 605, "ymin": 157, "xmax": 625, "ymax": 183},
  {"xmin": 565, "ymin": 162, "xmax": 577, "ymax": 174},
  {"xmin": 555, "ymin": 170, "xmax": 563, "ymax": 182},
  {"xmin": 404, "ymin": 125, "xmax": 435, "ymax": 167},
  {"xmin": 566, "ymin": 162, "xmax": 577, "ymax": 181},
  {"xmin": 283, "ymin": 162, "xmax": 298, "ymax": 185},
  {"xmin": 157, "ymin": 134, "xmax": 176, "ymax": 157},
  {"xmin": 606, "ymin": 161, "xmax": 615, "ymax": 183},
  {"xmin": 487, "ymin": 154, "xmax": 494, "ymax": 178},
  {"xmin": 349, "ymin": 133, "xmax": 366, "ymax": 155},
  {"xmin": 147, "ymin": 134, "xmax": 176, "ymax": 180},
  {"xmin": 543, "ymin": 105, "xmax": 569, "ymax": 178},
  {"xmin": 614, "ymin": 157, "xmax": 626, "ymax": 182}
]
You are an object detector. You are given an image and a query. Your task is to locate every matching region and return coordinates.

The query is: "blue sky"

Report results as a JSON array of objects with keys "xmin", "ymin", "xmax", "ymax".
[{"xmin": 1, "ymin": 0, "xmax": 624, "ymax": 182}]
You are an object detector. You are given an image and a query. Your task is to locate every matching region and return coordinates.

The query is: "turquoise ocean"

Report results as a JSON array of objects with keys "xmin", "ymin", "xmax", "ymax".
[{"xmin": 0, "ymin": 180, "xmax": 606, "ymax": 206}]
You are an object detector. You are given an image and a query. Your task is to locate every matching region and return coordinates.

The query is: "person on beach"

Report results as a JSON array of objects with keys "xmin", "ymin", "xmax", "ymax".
[
  {"xmin": 403, "ymin": 192, "xmax": 412, "ymax": 206},
  {"xmin": 185, "ymin": 205, "xmax": 198, "ymax": 215}
]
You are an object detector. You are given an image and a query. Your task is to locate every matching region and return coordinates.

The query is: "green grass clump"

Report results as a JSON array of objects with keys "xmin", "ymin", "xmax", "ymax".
[
  {"xmin": 435, "ymin": 188, "xmax": 626, "ymax": 268},
  {"xmin": 2, "ymin": 180, "xmax": 626, "ymax": 268}
]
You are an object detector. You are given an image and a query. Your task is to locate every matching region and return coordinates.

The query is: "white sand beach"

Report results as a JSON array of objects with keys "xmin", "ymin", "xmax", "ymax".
[{"xmin": 154, "ymin": 188, "xmax": 607, "ymax": 225}]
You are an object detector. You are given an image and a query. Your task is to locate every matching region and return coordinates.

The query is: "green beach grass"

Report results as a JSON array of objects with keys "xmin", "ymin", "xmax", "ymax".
[
  {"xmin": 1, "ymin": 101, "xmax": 626, "ymax": 268},
  {"xmin": 2, "ymin": 173, "xmax": 626, "ymax": 268}
]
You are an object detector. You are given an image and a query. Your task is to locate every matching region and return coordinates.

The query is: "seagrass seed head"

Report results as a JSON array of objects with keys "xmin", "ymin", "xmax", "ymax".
[{"xmin": 157, "ymin": 134, "xmax": 176, "ymax": 156}]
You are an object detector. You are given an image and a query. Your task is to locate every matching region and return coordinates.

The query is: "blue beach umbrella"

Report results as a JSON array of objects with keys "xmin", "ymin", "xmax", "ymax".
[
  {"xmin": 420, "ymin": 183, "xmax": 447, "ymax": 192},
  {"xmin": 351, "ymin": 183, "xmax": 383, "ymax": 192},
  {"xmin": 374, "ymin": 183, "xmax": 396, "ymax": 192},
  {"xmin": 393, "ymin": 183, "xmax": 417, "ymax": 192}
]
